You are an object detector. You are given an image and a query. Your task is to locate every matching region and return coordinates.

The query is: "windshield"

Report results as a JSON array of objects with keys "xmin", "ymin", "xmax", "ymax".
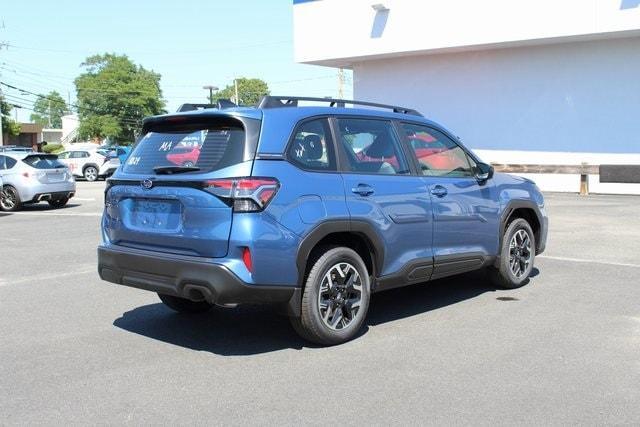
[
  {"xmin": 123, "ymin": 124, "xmax": 247, "ymax": 174},
  {"xmin": 22, "ymin": 155, "xmax": 66, "ymax": 169}
]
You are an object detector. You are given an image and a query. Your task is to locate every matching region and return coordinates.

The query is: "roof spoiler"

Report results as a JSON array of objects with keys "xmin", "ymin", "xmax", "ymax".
[
  {"xmin": 257, "ymin": 96, "xmax": 422, "ymax": 116},
  {"xmin": 176, "ymin": 99, "xmax": 238, "ymax": 112}
]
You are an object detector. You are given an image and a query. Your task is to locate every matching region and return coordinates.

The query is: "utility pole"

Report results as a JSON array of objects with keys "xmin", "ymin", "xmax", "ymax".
[
  {"xmin": 338, "ymin": 68, "xmax": 345, "ymax": 99},
  {"xmin": 202, "ymin": 85, "xmax": 218, "ymax": 105},
  {"xmin": 234, "ymin": 79, "xmax": 239, "ymax": 105}
]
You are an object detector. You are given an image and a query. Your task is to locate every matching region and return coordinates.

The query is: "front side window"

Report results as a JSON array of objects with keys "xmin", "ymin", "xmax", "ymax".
[
  {"xmin": 287, "ymin": 118, "xmax": 336, "ymax": 171},
  {"xmin": 337, "ymin": 118, "xmax": 409, "ymax": 175},
  {"xmin": 401, "ymin": 123, "xmax": 474, "ymax": 177},
  {"xmin": 70, "ymin": 151, "xmax": 89, "ymax": 159},
  {"xmin": 57, "ymin": 152, "xmax": 70, "ymax": 160}
]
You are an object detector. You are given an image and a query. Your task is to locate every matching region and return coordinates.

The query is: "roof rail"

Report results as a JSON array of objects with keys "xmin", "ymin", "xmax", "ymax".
[
  {"xmin": 176, "ymin": 99, "xmax": 238, "ymax": 112},
  {"xmin": 257, "ymin": 95, "xmax": 422, "ymax": 116}
]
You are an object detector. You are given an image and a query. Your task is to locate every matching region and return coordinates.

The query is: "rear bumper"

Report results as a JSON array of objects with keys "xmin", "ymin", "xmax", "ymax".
[
  {"xmin": 97, "ymin": 245, "xmax": 300, "ymax": 311},
  {"xmin": 20, "ymin": 182, "xmax": 76, "ymax": 203}
]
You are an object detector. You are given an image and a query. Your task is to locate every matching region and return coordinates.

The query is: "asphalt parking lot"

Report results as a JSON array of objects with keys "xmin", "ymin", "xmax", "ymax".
[{"xmin": 1, "ymin": 183, "xmax": 639, "ymax": 425}]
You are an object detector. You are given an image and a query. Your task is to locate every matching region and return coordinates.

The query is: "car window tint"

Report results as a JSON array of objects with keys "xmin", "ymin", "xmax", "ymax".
[
  {"xmin": 0, "ymin": 155, "xmax": 6, "ymax": 170},
  {"xmin": 57, "ymin": 152, "xmax": 70, "ymax": 159},
  {"xmin": 22, "ymin": 155, "xmax": 66, "ymax": 169},
  {"xmin": 401, "ymin": 123, "xmax": 473, "ymax": 177},
  {"xmin": 123, "ymin": 123, "xmax": 247, "ymax": 174},
  {"xmin": 287, "ymin": 118, "xmax": 336, "ymax": 171},
  {"xmin": 4, "ymin": 157, "xmax": 17, "ymax": 169},
  {"xmin": 337, "ymin": 118, "xmax": 409, "ymax": 175}
]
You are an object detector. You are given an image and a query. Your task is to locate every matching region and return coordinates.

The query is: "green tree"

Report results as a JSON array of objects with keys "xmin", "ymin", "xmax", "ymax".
[
  {"xmin": 215, "ymin": 78, "xmax": 269, "ymax": 106},
  {"xmin": 1, "ymin": 96, "xmax": 21, "ymax": 137},
  {"xmin": 30, "ymin": 91, "xmax": 68, "ymax": 128},
  {"xmin": 75, "ymin": 53, "xmax": 165, "ymax": 143}
]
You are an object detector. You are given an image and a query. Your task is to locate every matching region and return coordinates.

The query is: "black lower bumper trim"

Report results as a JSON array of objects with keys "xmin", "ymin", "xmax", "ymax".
[
  {"xmin": 30, "ymin": 191, "xmax": 75, "ymax": 203},
  {"xmin": 98, "ymin": 245, "xmax": 299, "ymax": 309}
]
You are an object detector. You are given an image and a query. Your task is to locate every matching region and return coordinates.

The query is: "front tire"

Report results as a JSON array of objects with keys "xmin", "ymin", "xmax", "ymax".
[
  {"xmin": 291, "ymin": 246, "xmax": 371, "ymax": 345},
  {"xmin": 83, "ymin": 166, "xmax": 98, "ymax": 182},
  {"xmin": 0, "ymin": 185, "xmax": 21, "ymax": 212},
  {"xmin": 488, "ymin": 218, "xmax": 536, "ymax": 289},
  {"xmin": 158, "ymin": 293, "xmax": 213, "ymax": 314}
]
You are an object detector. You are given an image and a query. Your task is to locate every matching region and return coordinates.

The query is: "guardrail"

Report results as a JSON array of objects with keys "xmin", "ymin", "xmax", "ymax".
[{"xmin": 491, "ymin": 163, "xmax": 640, "ymax": 195}]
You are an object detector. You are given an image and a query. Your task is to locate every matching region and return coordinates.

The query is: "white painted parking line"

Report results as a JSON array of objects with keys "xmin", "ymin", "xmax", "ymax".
[
  {"xmin": 0, "ymin": 267, "xmax": 96, "ymax": 287},
  {"xmin": 538, "ymin": 255, "xmax": 640, "ymax": 269},
  {"xmin": 3, "ymin": 211, "xmax": 101, "ymax": 217}
]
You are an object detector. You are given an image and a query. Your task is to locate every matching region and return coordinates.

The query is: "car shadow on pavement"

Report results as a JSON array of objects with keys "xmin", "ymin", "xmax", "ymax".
[{"xmin": 113, "ymin": 269, "xmax": 533, "ymax": 356}]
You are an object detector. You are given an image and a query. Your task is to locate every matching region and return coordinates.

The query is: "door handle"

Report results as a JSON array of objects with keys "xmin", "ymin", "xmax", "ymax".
[
  {"xmin": 352, "ymin": 184, "xmax": 375, "ymax": 196},
  {"xmin": 430, "ymin": 185, "xmax": 448, "ymax": 197}
]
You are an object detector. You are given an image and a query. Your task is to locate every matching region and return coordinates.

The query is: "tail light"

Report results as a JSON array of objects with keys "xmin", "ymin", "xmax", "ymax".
[{"xmin": 204, "ymin": 177, "xmax": 279, "ymax": 212}]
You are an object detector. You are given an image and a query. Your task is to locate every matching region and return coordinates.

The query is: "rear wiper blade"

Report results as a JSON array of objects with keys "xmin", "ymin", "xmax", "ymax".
[{"xmin": 153, "ymin": 165, "xmax": 201, "ymax": 174}]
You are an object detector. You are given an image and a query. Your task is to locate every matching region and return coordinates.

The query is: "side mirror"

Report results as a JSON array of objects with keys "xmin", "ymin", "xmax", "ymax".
[{"xmin": 475, "ymin": 162, "xmax": 494, "ymax": 182}]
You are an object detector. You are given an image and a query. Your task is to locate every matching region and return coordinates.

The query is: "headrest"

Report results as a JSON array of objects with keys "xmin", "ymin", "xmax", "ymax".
[
  {"xmin": 365, "ymin": 133, "xmax": 394, "ymax": 158},
  {"xmin": 301, "ymin": 134, "xmax": 323, "ymax": 160}
]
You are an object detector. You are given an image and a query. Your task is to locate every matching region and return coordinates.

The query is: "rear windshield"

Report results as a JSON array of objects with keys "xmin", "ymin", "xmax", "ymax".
[
  {"xmin": 22, "ymin": 155, "xmax": 66, "ymax": 169},
  {"xmin": 123, "ymin": 122, "xmax": 248, "ymax": 175}
]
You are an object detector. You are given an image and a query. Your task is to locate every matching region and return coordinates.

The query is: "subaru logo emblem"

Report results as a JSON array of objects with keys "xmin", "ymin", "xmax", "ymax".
[{"xmin": 141, "ymin": 179, "xmax": 153, "ymax": 189}]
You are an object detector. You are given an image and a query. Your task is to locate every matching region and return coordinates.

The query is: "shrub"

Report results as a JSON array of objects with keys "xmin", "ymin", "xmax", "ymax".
[{"xmin": 42, "ymin": 143, "xmax": 64, "ymax": 154}]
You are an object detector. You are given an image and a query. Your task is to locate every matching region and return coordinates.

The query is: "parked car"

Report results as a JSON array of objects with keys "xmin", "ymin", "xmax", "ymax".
[
  {"xmin": 0, "ymin": 152, "xmax": 76, "ymax": 211},
  {"xmin": 0, "ymin": 145, "xmax": 34, "ymax": 153},
  {"xmin": 165, "ymin": 145, "xmax": 200, "ymax": 167},
  {"xmin": 99, "ymin": 145, "xmax": 131, "ymax": 164},
  {"xmin": 98, "ymin": 96, "xmax": 548, "ymax": 345},
  {"xmin": 57, "ymin": 148, "xmax": 120, "ymax": 181}
]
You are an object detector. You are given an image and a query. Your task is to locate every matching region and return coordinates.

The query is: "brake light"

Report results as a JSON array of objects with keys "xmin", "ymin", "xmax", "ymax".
[{"xmin": 204, "ymin": 177, "xmax": 279, "ymax": 212}]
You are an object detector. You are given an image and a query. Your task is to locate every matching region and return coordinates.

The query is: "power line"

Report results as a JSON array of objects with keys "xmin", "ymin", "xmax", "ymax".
[{"xmin": 0, "ymin": 82, "xmax": 143, "ymax": 125}]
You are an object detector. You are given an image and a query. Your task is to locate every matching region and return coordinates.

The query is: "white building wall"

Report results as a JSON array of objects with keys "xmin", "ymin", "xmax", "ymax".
[
  {"xmin": 294, "ymin": 0, "xmax": 640, "ymax": 65},
  {"xmin": 351, "ymin": 37, "xmax": 640, "ymax": 193},
  {"xmin": 353, "ymin": 37, "xmax": 640, "ymax": 154}
]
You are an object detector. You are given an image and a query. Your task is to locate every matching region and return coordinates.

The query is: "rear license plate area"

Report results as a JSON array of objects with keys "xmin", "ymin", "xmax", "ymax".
[{"xmin": 130, "ymin": 199, "xmax": 181, "ymax": 231}]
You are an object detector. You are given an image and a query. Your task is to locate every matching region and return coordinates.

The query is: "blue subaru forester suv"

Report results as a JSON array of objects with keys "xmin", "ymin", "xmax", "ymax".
[{"xmin": 98, "ymin": 96, "xmax": 548, "ymax": 345}]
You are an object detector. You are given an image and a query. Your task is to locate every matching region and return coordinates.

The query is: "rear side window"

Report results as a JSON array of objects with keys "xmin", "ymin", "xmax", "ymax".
[
  {"xmin": 336, "ymin": 118, "xmax": 409, "ymax": 175},
  {"xmin": 22, "ymin": 155, "xmax": 66, "ymax": 169},
  {"xmin": 0, "ymin": 155, "xmax": 14, "ymax": 170},
  {"xmin": 123, "ymin": 121, "xmax": 248, "ymax": 175},
  {"xmin": 287, "ymin": 118, "xmax": 336, "ymax": 171}
]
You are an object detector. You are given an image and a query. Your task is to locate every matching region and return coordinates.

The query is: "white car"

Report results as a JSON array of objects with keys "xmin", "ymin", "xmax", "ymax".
[
  {"xmin": 0, "ymin": 152, "xmax": 76, "ymax": 211},
  {"xmin": 57, "ymin": 148, "xmax": 120, "ymax": 181}
]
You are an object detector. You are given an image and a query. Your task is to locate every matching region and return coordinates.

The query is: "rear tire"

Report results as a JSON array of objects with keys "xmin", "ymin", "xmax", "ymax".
[
  {"xmin": 158, "ymin": 293, "xmax": 213, "ymax": 314},
  {"xmin": 48, "ymin": 197, "xmax": 69, "ymax": 209},
  {"xmin": 488, "ymin": 218, "xmax": 536, "ymax": 289},
  {"xmin": 83, "ymin": 166, "xmax": 98, "ymax": 182},
  {"xmin": 0, "ymin": 185, "xmax": 21, "ymax": 212},
  {"xmin": 290, "ymin": 246, "xmax": 370, "ymax": 346}
]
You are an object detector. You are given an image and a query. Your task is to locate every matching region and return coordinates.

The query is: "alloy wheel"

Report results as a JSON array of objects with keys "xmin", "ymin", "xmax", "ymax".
[
  {"xmin": 317, "ymin": 262, "xmax": 363, "ymax": 330},
  {"xmin": 85, "ymin": 167, "xmax": 98, "ymax": 181},
  {"xmin": 0, "ymin": 187, "xmax": 17, "ymax": 210},
  {"xmin": 509, "ymin": 229, "xmax": 532, "ymax": 278}
]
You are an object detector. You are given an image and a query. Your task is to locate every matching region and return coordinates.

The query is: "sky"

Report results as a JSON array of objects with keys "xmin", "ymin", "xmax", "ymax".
[{"xmin": 0, "ymin": 0, "xmax": 352, "ymax": 122}]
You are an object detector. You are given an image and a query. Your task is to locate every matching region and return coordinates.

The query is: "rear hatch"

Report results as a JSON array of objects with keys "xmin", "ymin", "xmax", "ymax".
[
  {"xmin": 22, "ymin": 154, "xmax": 70, "ymax": 183},
  {"xmin": 103, "ymin": 114, "xmax": 261, "ymax": 258}
]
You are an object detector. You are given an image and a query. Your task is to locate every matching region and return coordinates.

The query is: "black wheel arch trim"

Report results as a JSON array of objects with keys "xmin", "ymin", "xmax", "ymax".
[
  {"xmin": 295, "ymin": 219, "xmax": 385, "ymax": 285},
  {"xmin": 499, "ymin": 200, "xmax": 544, "ymax": 254}
]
